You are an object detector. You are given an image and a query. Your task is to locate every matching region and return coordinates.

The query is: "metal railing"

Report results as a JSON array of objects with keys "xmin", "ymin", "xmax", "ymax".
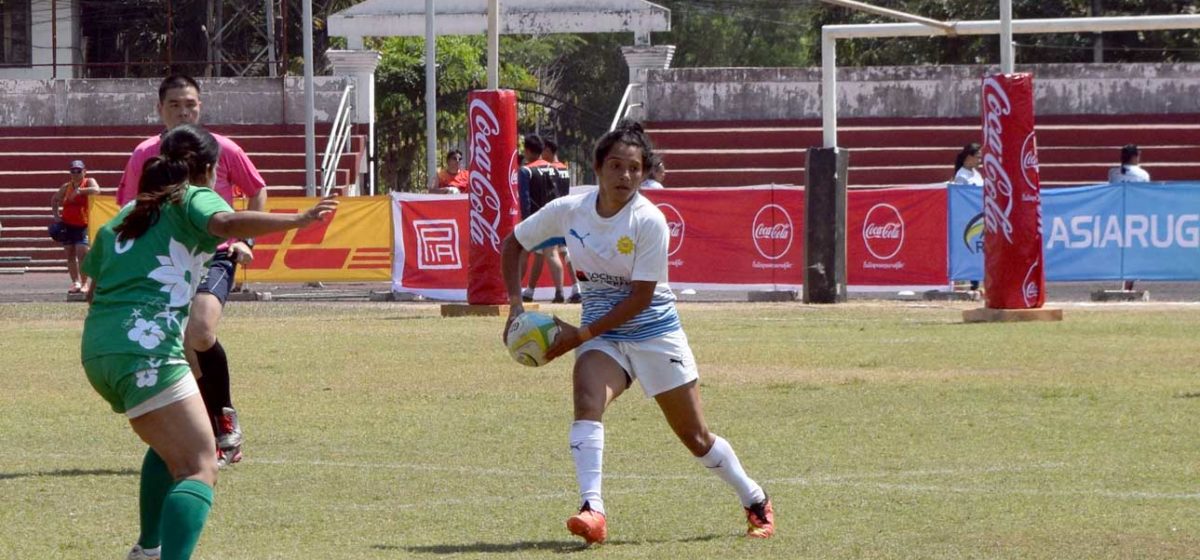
[
  {"xmin": 320, "ymin": 82, "xmax": 355, "ymax": 196},
  {"xmin": 609, "ymin": 83, "xmax": 643, "ymax": 131}
]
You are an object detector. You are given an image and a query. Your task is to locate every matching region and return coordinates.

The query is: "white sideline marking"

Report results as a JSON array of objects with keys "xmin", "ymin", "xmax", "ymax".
[
  {"xmin": 7, "ymin": 454, "xmax": 1197, "ymax": 501},
  {"xmin": 833, "ymin": 481, "xmax": 1200, "ymax": 501}
]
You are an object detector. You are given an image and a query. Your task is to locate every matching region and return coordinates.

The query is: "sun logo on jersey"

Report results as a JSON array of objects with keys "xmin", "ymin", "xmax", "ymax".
[{"xmin": 616, "ymin": 235, "xmax": 635, "ymax": 255}]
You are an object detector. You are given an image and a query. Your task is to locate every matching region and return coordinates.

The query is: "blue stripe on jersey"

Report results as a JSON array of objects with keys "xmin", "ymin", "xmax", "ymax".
[
  {"xmin": 530, "ymin": 236, "xmax": 566, "ymax": 251},
  {"xmin": 581, "ymin": 286, "xmax": 681, "ymax": 341}
]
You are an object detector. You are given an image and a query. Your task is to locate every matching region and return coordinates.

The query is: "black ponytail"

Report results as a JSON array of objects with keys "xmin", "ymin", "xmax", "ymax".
[
  {"xmin": 1119, "ymin": 144, "xmax": 1139, "ymax": 175},
  {"xmin": 594, "ymin": 119, "xmax": 656, "ymax": 173},
  {"xmin": 954, "ymin": 142, "xmax": 981, "ymax": 173},
  {"xmin": 115, "ymin": 124, "xmax": 221, "ymax": 240}
]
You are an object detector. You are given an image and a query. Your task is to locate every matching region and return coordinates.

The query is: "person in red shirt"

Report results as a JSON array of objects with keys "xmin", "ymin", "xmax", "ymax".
[
  {"xmin": 50, "ymin": 159, "xmax": 101, "ymax": 293},
  {"xmin": 430, "ymin": 149, "xmax": 469, "ymax": 194}
]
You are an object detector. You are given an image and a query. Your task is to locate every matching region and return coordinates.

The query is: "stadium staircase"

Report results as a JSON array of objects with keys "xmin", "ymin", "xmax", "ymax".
[
  {"xmin": 647, "ymin": 113, "xmax": 1200, "ymax": 189},
  {"xmin": 0, "ymin": 124, "xmax": 366, "ymax": 272}
]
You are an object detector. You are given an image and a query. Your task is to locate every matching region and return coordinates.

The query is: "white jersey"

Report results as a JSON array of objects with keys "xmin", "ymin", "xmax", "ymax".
[
  {"xmin": 514, "ymin": 190, "xmax": 681, "ymax": 341},
  {"xmin": 952, "ymin": 167, "xmax": 983, "ymax": 187},
  {"xmin": 1108, "ymin": 165, "xmax": 1150, "ymax": 183}
]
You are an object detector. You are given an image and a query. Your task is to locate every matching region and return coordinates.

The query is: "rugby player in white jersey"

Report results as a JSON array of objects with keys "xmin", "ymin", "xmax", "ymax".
[{"xmin": 500, "ymin": 121, "xmax": 775, "ymax": 545}]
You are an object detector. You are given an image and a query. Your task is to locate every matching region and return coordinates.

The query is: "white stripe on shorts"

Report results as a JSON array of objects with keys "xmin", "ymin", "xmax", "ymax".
[{"xmin": 126, "ymin": 371, "xmax": 200, "ymax": 419}]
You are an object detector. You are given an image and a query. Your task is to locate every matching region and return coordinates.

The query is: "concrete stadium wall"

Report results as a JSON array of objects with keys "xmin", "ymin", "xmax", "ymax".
[
  {"xmin": 0, "ymin": 77, "xmax": 352, "ymax": 127},
  {"xmin": 646, "ymin": 63, "xmax": 1200, "ymax": 121}
]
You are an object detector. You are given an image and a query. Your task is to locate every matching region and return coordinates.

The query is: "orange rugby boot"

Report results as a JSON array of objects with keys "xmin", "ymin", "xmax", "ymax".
[
  {"xmin": 744, "ymin": 496, "xmax": 775, "ymax": 538},
  {"xmin": 566, "ymin": 502, "xmax": 607, "ymax": 545}
]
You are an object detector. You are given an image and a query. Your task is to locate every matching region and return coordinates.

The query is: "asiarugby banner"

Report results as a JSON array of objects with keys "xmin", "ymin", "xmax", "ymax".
[{"xmin": 950, "ymin": 182, "xmax": 1200, "ymax": 281}]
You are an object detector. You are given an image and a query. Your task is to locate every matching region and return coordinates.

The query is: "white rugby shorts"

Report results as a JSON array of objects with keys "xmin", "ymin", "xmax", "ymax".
[{"xmin": 575, "ymin": 329, "xmax": 699, "ymax": 397}]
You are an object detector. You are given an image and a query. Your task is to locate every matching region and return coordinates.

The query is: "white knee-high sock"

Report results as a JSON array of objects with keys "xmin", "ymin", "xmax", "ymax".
[
  {"xmin": 569, "ymin": 420, "xmax": 605, "ymax": 514},
  {"xmin": 697, "ymin": 435, "xmax": 765, "ymax": 507}
]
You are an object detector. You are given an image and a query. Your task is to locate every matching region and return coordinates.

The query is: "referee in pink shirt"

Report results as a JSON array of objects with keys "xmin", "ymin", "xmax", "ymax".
[{"xmin": 117, "ymin": 75, "xmax": 267, "ymax": 468}]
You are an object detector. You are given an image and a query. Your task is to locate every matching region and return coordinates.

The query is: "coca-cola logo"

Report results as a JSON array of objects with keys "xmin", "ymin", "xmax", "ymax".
[
  {"xmin": 981, "ymin": 76, "xmax": 1015, "ymax": 245},
  {"xmin": 1021, "ymin": 131, "xmax": 1040, "ymax": 192},
  {"xmin": 1022, "ymin": 259, "xmax": 1041, "ymax": 307},
  {"xmin": 467, "ymin": 98, "xmax": 504, "ymax": 253},
  {"xmin": 656, "ymin": 203, "xmax": 685, "ymax": 257},
  {"xmin": 507, "ymin": 149, "xmax": 521, "ymax": 214},
  {"xmin": 751, "ymin": 204, "xmax": 793, "ymax": 260},
  {"xmin": 862, "ymin": 203, "xmax": 905, "ymax": 260}
]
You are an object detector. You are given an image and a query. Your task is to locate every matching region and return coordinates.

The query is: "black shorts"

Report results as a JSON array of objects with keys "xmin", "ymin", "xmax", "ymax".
[
  {"xmin": 196, "ymin": 251, "xmax": 237, "ymax": 305},
  {"xmin": 49, "ymin": 222, "xmax": 89, "ymax": 246}
]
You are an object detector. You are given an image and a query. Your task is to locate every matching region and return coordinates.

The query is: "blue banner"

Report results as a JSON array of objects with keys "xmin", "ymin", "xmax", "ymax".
[{"xmin": 949, "ymin": 182, "xmax": 1200, "ymax": 281}]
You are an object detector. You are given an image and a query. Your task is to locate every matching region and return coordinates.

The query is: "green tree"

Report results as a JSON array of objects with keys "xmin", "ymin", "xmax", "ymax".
[{"xmin": 371, "ymin": 35, "xmax": 544, "ymax": 192}]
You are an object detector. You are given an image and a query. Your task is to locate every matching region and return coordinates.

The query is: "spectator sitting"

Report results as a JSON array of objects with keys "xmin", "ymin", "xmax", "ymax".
[
  {"xmin": 1108, "ymin": 144, "xmax": 1150, "ymax": 183},
  {"xmin": 430, "ymin": 149, "xmax": 469, "ymax": 194},
  {"xmin": 1109, "ymin": 144, "xmax": 1150, "ymax": 290},
  {"xmin": 951, "ymin": 143, "xmax": 983, "ymax": 186},
  {"xmin": 641, "ymin": 157, "xmax": 667, "ymax": 189},
  {"xmin": 949, "ymin": 144, "xmax": 983, "ymax": 293}
]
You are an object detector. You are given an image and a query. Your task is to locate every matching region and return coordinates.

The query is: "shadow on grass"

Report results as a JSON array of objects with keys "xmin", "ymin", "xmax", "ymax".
[
  {"xmin": 0, "ymin": 467, "xmax": 138, "ymax": 481},
  {"xmin": 381, "ymin": 534, "xmax": 723, "ymax": 555}
]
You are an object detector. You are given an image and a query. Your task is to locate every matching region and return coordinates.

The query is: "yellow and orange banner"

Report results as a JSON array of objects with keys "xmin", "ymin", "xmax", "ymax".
[{"xmin": 89, "ymin": 195, "xmax": 393, "ymax": 282}]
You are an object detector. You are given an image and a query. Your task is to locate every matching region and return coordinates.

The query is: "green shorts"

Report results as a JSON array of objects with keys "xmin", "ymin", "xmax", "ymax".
[{"xmin": 83, "ymin": 354, "xmax": 194, "ymax": 417}]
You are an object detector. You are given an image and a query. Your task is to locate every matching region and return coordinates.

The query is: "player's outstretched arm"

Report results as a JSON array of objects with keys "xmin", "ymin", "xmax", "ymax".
[
  {"xmin": 208, "ymin": 195, "xmax": 338, "ymax": 239},
  {"xmin": 500, "ymin": 233, "xmax": 527, "ymax": 339}
]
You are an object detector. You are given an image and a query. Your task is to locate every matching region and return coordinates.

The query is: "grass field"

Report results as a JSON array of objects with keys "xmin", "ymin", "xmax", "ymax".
[{"xmin": 2, "ymin": 301, "xmax": 1200, "ymax": 559}]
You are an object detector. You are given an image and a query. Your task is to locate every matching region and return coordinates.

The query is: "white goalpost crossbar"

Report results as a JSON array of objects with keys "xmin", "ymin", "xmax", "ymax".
[{"xmin": 821, "ymin": 14, "xmax": 1200, "ymax": 147}]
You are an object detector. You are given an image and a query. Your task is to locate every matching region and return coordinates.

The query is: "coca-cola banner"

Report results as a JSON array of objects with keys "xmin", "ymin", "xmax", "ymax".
[
  {"xmin": 392, "ymin": 186, "xmax": 951, "ymax": 298},
  {"xmin": 641, "ymin": 186, "xmax": 805, "ymax": 289},
  {"xmin": 980, "ymin": 74, "xmax": 1045, "ymax": 309},
  {"xmin": 465, "ymin": 89, "xmax": 521, "ymax": 305},
  {"xmin": 847, "ymin": 186, "xmax": 949, "ymax": 286}
]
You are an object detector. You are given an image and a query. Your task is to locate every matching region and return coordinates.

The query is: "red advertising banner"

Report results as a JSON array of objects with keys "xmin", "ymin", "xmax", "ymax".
[
  {"xmin": 393, "ymin": 186, "xmax": 950, "ymax": 297},
  {"xmin": 465, "ymin": 90, "xmax": 521, "ymax": 305},
  {"xmin": 640, "ymin": 186, "xmax": 805, "ymax": 289},
  {"xmin": 980, "ymin": 74, "xmax": 1046, "ymax": 308},
  {"xmin": 391, "ymin": 193, "xmax": 471, "ymax": 300},
  {"xmin": 847, "ymin": 186, "xmax": 949, "ymax": 286}
]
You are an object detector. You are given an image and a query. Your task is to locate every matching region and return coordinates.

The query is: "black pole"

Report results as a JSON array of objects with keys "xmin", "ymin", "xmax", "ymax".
[{"xmin": 803, "ymin": 147, "xmax": 849, "ymax": 303}]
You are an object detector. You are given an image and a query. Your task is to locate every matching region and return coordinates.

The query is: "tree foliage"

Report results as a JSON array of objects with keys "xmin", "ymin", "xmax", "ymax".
[
  {"xmin": 371, "ymin": 35, "xmax": 548, "ymax": 191},
  {"xmin": 74, "ymin": 1, "xmax": 1200, "ymax": 189}
]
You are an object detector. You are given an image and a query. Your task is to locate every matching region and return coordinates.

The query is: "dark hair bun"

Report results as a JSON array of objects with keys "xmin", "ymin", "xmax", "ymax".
[{"xmin": 614, "ymin": 120, "xmax": 644, "ymax": 134}]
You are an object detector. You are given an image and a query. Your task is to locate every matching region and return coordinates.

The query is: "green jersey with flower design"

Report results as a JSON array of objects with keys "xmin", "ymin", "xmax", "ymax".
[{"xmin": 81, "ymin": 186, "xmax": 233, "ymax": 361}]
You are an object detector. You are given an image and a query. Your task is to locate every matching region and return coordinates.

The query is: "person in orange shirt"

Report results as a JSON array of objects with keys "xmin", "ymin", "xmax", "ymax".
[
  {"xmin": 430, "ymin": 149, "xmax": 470, "ymax": 194},
  {"xmin": 50, "ymin": 159, "xmax": 101, "ymax": 293}
]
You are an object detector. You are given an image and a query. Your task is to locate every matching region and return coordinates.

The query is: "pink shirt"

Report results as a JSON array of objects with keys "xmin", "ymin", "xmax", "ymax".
[{"xmin": 116, "ymin": 132, "xmax": 267, "ymax": 206}]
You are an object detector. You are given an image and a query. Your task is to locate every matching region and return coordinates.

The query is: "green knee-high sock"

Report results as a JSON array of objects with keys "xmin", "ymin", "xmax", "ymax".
[
  {"xmin": 160, "ymin": 479, "xmax": 214, "ymax": 560},
  {"xmin": 137, "ymin": 449, "xmax": 174, "ymax": 549}
]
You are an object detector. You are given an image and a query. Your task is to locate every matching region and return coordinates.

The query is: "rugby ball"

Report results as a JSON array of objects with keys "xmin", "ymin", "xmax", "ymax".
[{"xmin": 505, "ymin": 311, "xmax": 561, "ymax": 367}]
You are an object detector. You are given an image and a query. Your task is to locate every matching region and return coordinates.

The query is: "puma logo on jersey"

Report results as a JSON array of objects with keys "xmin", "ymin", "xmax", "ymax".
[
  {"xmin": 569, "ymin": 229, "xmax": 591, "ymax": 246},
  {"xmin": 669, "ymin": 357, "xmax": 685, "ymax": 366}
]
